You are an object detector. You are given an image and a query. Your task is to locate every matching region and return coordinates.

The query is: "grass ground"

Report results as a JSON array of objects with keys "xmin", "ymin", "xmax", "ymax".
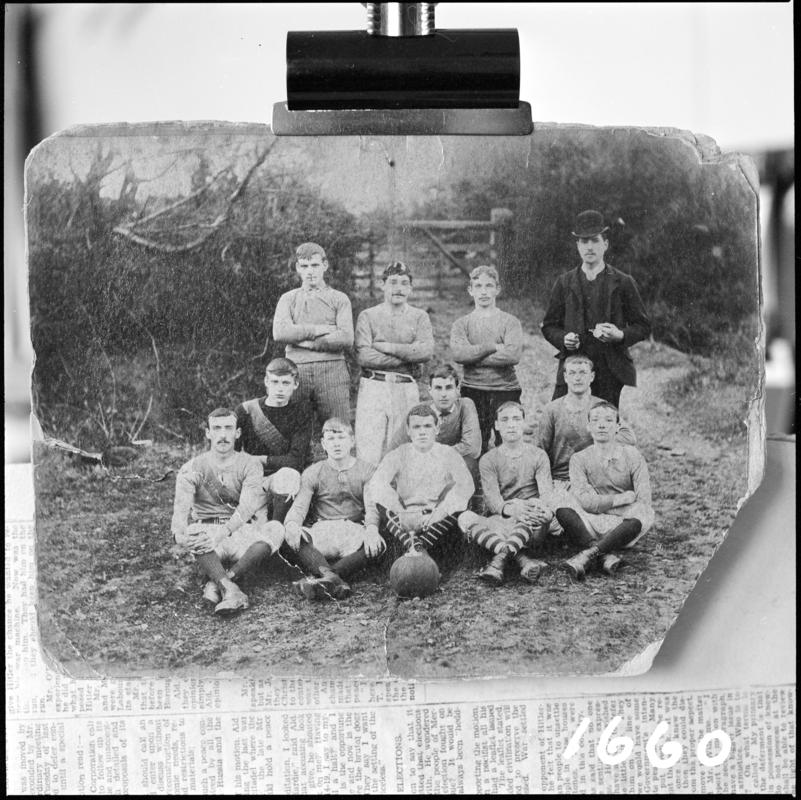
[{"xmin": 35, "ymin": 293, "xmax": 754, "ymax": 679}]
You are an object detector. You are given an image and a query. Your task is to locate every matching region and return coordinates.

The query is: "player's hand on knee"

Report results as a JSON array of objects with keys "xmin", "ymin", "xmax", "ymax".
[
  {"xmin": 503, "ymin": 499, "xmax": 528, "ymax": 521},
  {"xmin": 181, "ymin": 522, "xmax": 218, "ymax": 554},
  {"xmin": 363, "ymin": 524, "xmax": 386, "ymax": 557},
  {"xmin": 284, "ymin": 521, "xmax": 303, "ymax": 550},
  {"xmin": 522, "ymin": 500, "xmax": 553, "ymax": 526}
]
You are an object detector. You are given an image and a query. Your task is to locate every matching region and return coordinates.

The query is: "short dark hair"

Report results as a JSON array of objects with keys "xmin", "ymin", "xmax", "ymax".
[
  {"xmin": 265, "ymin": 357, "xmax": 299, "ymax": 379},
  {"xmin": 321, "ymin": 417, "xmax": 354, "ymax": 436},
  {"xmin": 428, "ymin": 361, "xmax": 461, "ymax": 387},
  {"xmin": 206, "ymin": 407, "xmax": 237, "ymax": 427},
  {"xmin": 588, "ymin": 399, "xmax": 619, "ymax": 421},
  {"xmin": 295, "ymin": 242, "xmax": 327, "ymax": 262},
  {"xmin": 495, "ymin": 401, "xmax": 525, "ymax": 420},
  {"xmin": 382, "ymin": 261, "xmax": 413, "ymax": 283},
  {"xmin": 406, "ymin": 403, "xmax": 438, "ymax": 425}
]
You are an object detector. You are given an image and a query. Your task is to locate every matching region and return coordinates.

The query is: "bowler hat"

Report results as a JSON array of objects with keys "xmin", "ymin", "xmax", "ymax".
[{"xmin": 572, "ymin": 210, "xmax": 609, "ymax": 238}]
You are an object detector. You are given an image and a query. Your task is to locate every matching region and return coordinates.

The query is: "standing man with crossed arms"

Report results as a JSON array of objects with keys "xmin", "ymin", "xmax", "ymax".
[
  {"xmin": 273, "ymin": 242, "xmax": 354, "ymax": 448},
  {"xmin": 354, "ymin": 261, "xmax": 434, "ymax": 465}
]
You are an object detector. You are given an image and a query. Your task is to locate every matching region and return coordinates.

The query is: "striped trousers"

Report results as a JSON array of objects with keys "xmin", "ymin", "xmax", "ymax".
[
  {"xmin": 377, "ymin": 504, "xmax": 459, "ymax": 553},
  {"xmin": 294, "ymin": 359, "xmax": 352, "ymax": 429}
]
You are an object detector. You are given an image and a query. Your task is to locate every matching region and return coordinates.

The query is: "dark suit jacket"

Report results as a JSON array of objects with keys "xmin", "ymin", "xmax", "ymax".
[{"xmin": 540, "ymin": 265, "xmax": 651, "ymax": 387}]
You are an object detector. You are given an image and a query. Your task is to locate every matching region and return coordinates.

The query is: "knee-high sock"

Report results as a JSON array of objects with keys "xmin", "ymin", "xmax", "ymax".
[
  {"xmin": 555, "ymin": 508, "xmax": 595, "ymax": 549},
  {"xmin": 330, "ymin": 547, "xmax": 369, "ymax": 580},
  {"xmin": 229, "ymin": 542, "xmax": 272, "ymax": 581},
  {"xmin": 271, "ymin": 494, "xmax": 293, "ymax": 524},
  {"xmin": 195, "ymin": 552, "xmax": 229, "ymax": 583},
  {"xmin": 292, "ymin": 540, "xmax": 331, "ymax": 576},
  {"xmin": 416, "ymin": 514, "xmax": 459, "ymax": 551},
  {"xmin": 523, "ymin": 522, "xmax": 548, "ymax": 553},
  {"xmin": 471, "ymin": 521, "xmax": 532, "ymax": 555},
  {"xmin": 596, "ymin": 519, "xmax": 642, "ymax": 553},
  {"xmin": 378, "ymin": 506, "xmax": 414, "ymax": 550}
]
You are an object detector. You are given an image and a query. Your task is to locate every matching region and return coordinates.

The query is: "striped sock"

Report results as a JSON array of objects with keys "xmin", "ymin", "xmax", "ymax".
[
  {"xmin": 379, "ymin": 506, "xmax": 414, "ymax": 550},
  {"xmin": 468, "ymin": 521, "xmax": 531, "ymax": 555},
  {"xmin": 416, "ymin": 515, "xmax": 458, "ymax": 551}
]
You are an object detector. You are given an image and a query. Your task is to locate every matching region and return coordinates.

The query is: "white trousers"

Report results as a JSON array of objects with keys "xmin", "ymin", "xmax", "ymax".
[{"xmin": 355, "ymin": 376, "xmax": 419, "ymax": 466}]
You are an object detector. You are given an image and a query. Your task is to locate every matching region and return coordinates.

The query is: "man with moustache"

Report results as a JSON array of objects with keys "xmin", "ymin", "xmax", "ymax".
[
  {"xmin": 171, "ymin": 408, "xmax": 285, "ymax": 615},
  {"xmin": 354, "ymin": 261, "xmax": 434, "ymax": 466}
]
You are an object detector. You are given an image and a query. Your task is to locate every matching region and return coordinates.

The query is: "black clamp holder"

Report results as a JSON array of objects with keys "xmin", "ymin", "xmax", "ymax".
[{"xmin": 272, "ymin": 3, "xmax": 533, "ymax": 135}]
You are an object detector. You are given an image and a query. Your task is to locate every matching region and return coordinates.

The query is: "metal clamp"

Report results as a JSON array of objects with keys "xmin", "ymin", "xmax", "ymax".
[{"xmin": 273, "ymin": 2, "xmax": 532, "ymax": 136}]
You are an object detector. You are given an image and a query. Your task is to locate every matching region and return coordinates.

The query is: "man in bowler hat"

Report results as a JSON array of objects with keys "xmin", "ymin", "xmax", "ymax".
[{"xmin": 541, "ymin": 210, "xmax": 651, "ymax": 408}]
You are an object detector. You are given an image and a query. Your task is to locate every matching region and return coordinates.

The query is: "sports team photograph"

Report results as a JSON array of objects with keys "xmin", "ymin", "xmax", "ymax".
[{"xmin": 28, "ymin": 123, "xmax": 761, "ymax": 679}]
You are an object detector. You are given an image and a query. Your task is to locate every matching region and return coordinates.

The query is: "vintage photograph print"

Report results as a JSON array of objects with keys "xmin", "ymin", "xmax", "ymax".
[{"xmin": 29, "ymin": 122, "xmax": 762, "ymax": 679}]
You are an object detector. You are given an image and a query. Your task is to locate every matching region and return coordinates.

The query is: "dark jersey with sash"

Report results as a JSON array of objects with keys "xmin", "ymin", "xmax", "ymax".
[{"xmin": 234, "ymin": 397, "xmax": 312, "ymax": 476}]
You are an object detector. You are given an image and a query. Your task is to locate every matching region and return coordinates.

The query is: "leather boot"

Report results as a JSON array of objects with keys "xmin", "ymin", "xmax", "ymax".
[
  {"xmin": 601, "ymin": 553, "xmax": 623, "ymax": 575},
  {"xmin": 214, "ymin": 583, "xmax": 249, "ymax": 615},
  {"xmin": 202, "ymin": 580, "xmax": 222, "ymax": 605},
  {"xmin": 516, "ymin": 553, "xmax": 548, "ymax": 584},
  {"xmin": 562, "ymin": 546, "xmax": 600, "ymax": 580},
  {"xmin": 478, "ymin": 551, "xmax": 510, "ymax": 586},
  {"xmin": 319, "ymin": 568, "xmax": 352, "ymax": 600}
]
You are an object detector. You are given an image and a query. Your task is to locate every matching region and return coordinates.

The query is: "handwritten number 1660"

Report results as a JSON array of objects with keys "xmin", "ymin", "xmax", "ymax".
[{"xmin": 562, "ymin": 716, "xmax": 732, "ymax": 768}]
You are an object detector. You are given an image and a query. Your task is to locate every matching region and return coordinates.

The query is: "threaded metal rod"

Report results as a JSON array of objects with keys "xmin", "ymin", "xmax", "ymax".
[{"xmin": 365, "ymin": 3, "xmax": 436, "ymax": 36}]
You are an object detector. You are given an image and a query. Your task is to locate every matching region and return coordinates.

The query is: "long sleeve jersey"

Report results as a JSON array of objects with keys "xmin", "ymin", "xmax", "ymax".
[
  {"xmin": 355, "ymin": 303, "xmax": 434, "ymax": 379},
  {"xmin": 479, "ymin": 443, "xmax": 554, "ymax": 515},
  {"xmin": 234, "ymin": 397, "xmax": 312, "ymax": 476},
  {"xmin": 449, "ymin": 307, "xmax": 522, "ymax": 390},
  {"xmin": 283, "ymin": 458, "xmax": 379, "ymax": 528},
  {"xmin": 386, "ymin": 397, "xmax": 481, "ymax": 459},
  {"xmin": 170, "ymin": 451, "xmax": 265, "ymax": 539},
  {"xmin": 272, "ymin": 285, "xmax": 354, "ymax": 364},
  {"xmin": 537, "ymin": 395, "xmax": 637, "ymax": 481},
  {"xmin": 568, "ymin": 444, "xmax": 652, "ymax": 514},
  {"xmin": 368, "ymin": 442, "xmax": 474, "ymax": 516}
]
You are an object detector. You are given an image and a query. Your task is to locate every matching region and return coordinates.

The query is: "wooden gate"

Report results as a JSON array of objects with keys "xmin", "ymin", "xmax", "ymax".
[{"xmin": 352, "ymin": 208, "xmax": 513, "ymax": 300}]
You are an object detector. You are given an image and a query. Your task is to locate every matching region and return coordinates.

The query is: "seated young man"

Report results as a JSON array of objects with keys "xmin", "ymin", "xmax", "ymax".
[
  {"xmin": 386, "ymin": 360, "xmax": 481, "ymax": 479},
  {"xmin": 283, "ymin": 418, "xmax": 386, "ymax": 601},
  {"xmin": 171, "ymin": 408, "xmax": 285, "ymax": 615},
  {"xmin": 538, "ymin": 354, "xmax": 636, "ymax": 485},
  {"xmin": 556, "ymin": 400, "xmax": 655, "ymax": 579},
  {"xmin": 538, "ymin": 354, "xmax": 636, "ymax": 531},
  {"xmin": 368, "ymin": 404, "xmax": 474, "ymax": 568},
  {"xmin": 234, "ymin": 357, "xmax": 312, "ymax": 522},
  {"xmin": 458, "ymin": 402, "xmax": 555, "ymax": 586}
]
